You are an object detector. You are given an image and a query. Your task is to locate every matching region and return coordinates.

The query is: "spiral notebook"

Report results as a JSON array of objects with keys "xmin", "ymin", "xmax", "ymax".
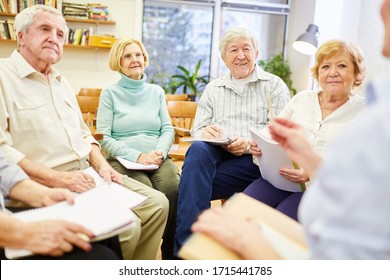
[{"xmin": 5, "ymin": 168, "xmax": 147, "ymax": 259}]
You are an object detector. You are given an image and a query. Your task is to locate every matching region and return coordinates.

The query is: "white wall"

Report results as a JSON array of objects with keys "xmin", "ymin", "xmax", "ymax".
[{"xmin": 288, "ymin": 0, "xmax": 390, "ymax": 95}]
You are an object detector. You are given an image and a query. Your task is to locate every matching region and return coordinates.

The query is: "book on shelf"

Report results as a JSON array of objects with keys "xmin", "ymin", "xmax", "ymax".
[
  {"xmin": 249, "ymin": 127, "xmax": 306, "ymax": 192},
  {"xmin": 178, "ymin": 193, "xmax": 309, "ymax": 260},
  {"xmin": 5, "ymin": 167, "xmax": 147, "ymax": 259}
]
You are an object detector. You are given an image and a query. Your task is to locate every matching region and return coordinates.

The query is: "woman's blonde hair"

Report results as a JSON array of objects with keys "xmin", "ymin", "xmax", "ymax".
[
  {"xmin": 311, "ymin": 39, "xmax": 366, "ymax": 87},
  {"xmin": 108, "ymin": 37, "xmax": 149, "ymax": 72}
]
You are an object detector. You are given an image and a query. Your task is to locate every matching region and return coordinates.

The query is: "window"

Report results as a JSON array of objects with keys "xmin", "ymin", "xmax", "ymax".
[{"xmin": 142, "ymin": 0, "xmax": 290, "ymax": 88}]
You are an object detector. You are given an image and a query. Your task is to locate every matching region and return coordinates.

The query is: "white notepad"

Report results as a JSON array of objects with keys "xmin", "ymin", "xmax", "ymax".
[
  {"xmin": 5, "ymin": 168, "xmax": 147, "ymax": 259},
  {"xmin": 249, "ymin": 128, "xmax": 304, "ymax": 192},
  {"xmin": 116, "ymin": 157, "xmax": 159, "ymax": 170},
  {"xmin": 181, "ymin": 137, "xmax": 233, "ymax": 145}
]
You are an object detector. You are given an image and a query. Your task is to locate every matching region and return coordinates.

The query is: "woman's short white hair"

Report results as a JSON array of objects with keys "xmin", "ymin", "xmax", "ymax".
[
  {"xmin": 219, "ymin": 28, "xmax": 259, "ymax": 55},
  {"xmin": 15, "ymin": 5, "xmax": 68, "ymax": 36}
]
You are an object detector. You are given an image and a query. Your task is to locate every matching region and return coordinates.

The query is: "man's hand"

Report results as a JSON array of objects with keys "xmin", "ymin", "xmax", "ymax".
[
  {"xmin": 50, "ymin": 170, "xmax": 96, "ymax": 193},
  {"xmin": 222, "ymin": 136, "xmax": 249, "ymax": 156},
  {"xmin": 38, "ymin": 187, "xmax": 74, "ymax": 207},
  {"xmin": 201, "ymin": 124, "xmax": 223, "ymax": 139},
  {"xmin": 21, "ymin": 220, "xmax": 94, "ymax": 257}
]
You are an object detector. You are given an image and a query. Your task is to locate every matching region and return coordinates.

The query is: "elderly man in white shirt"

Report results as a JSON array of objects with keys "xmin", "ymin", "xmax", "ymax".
[
  {"xmin": 174, "ymin": 27, "xmax": 290, "ymax": 256},
  {"xmin": 0, "ymin": 5, "xmax": 167, "ymax": 260}
]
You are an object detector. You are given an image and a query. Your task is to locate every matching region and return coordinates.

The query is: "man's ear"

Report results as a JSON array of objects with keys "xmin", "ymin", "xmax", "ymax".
[{"xmin": 17, "ymin": 31, "xmax": 24, "ymax": 47}]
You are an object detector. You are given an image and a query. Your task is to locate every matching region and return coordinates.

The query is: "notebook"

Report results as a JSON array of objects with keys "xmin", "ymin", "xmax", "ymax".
[
  {"xmin": 116, "ymin": 156, "xmax": 159, "ymax": 170},
  {"xmin": 5, "ymin": 168, "xmax": 147, "ymax": 259},
  {"xmin": 249, "ymin": 128, "xmax": 305, "ymax": 192},
  {"xmin": 178, "ymin": 193, "xmax": 309, "ymax": 260}
]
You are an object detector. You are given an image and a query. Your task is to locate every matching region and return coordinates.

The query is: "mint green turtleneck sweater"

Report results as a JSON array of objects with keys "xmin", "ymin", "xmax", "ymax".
[{"xmin": 96, "ymin": 73, "xmax": 174, "ymax": 162}]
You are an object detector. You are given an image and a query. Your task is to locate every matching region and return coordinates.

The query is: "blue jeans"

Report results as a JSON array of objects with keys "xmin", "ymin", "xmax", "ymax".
[{"xmin": 174, "ymin": 142, "xmax": 261, "ymax": 255}]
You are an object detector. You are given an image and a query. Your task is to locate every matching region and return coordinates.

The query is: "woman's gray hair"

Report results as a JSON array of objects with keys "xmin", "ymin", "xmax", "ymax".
[
  {"xmin": 219, "ymin": 28, "xmax": 259, "ymax": 55},
  {"xmin": 15, "ymin": 5, "xmax": 68, "ymax": 37}
]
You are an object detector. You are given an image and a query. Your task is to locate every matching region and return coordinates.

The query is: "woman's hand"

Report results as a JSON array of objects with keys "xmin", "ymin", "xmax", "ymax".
[
  {"xmin": 248, "ymin": 139, "xmax": 262, "ymax": 157},
  {"xmin": 268, "ymin": 118, "xmax": 322, "ymax": 178},
  {"xmin": 279, "ymin": 167, "xmax": 310, "ymax": 184},
  {"xmin": 191, "ymin": 207, "xmax": 281, "ymax": 259},
  {"xmin": 137, "ymin": 150, "xmax": 163, "ymax": 166}
]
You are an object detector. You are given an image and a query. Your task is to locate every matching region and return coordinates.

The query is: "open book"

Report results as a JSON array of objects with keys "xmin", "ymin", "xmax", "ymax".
[
  {"xmin": 178, "ymin": 193, "xmax": 309, "ymax": 260},
  {"xmin": 5, "ymin": 168, "xmax": 147, "ymax": 259},
  {"xmin": 181, "ymin": 137, "xmax": 233, "ymax": 145},
  {"xmin": 249, "ymin": 128, "xmax": 305, "ymax": 192},
  {"xmin": 117, "ymin": 156, "xmax": 159, "ymax": 170}
]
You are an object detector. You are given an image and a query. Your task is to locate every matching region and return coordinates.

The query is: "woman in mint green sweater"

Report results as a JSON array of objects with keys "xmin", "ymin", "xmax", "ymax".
[{"xmin": 96, "ymin": 38, "xmax": 179, "ymax": 260}]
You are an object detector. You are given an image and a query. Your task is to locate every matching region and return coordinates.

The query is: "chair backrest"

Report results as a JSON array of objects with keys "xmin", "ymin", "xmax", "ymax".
[
  {"xmin": 78, "ymin": 88, "xmax": 102, "ymax": 97},
  {"xmin": 167, "ymin": 100, "xmax": 198, "ymax": 130},
  {"xmin": 76, "ymin": 95, "xmax": 100, "ymax": 129},
  {"xmin": 165, "ymin": 94, "xmax": 189, "ymax": 102}
]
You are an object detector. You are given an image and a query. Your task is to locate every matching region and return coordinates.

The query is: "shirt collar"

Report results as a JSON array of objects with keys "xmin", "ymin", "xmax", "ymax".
[
  {"xmin": 215, "ymin": 65, "xmax": 270, "ymax": 86},
  {"xmin": 10, "ymin": 50, "xmax": 62, "ymax": 82},
  {"xmin": 214, "ymin": 65, "xmax": 269, "ymax": 95}
]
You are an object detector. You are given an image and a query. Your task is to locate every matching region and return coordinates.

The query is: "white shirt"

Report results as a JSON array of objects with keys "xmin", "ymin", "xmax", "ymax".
[
  {"xmin": 299, "ymin": 79, "xmax": 390, "ymax": 259},
  {"xmin": 191, "ymin": 65, "xmax": 290, "ymax": 139},
  {"xmin": 0, "ymin": 50, "xmax": 96, "ymax": 168},
  {"xmin": 278, "ymin": 90, "xmax": 366, "ymax": 155}
]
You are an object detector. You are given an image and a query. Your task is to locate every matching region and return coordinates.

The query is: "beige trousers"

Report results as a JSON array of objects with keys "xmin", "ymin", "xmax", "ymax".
[{"xmin": 119, "ymin": 176, "xmax": 168, "ymax": 259}]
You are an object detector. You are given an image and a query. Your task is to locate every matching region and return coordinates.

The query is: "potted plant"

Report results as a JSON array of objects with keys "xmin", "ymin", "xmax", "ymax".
[
  {"xmin": 258, "ymin": 53, "xmax": 297, "ymax": 96},
  {"xmin": 171, "ymin": 59, "xmax": 209, "ymax": 101}
]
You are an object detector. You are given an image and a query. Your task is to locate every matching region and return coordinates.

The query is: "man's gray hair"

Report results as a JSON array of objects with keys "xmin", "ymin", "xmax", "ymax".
[
  {"xmin": 15, "ymin": 5, "xmax": 67, "ymax": 36},
  {"xmin": 219, "ymin": 28, "xmax": 259, "ymax": 55}
]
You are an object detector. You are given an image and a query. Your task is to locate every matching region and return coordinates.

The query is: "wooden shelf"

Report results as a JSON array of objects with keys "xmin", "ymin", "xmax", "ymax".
[
  {"xmin": 0, "ymin": 13, "xmax": 115, "ymax": 25},
  {"xmin": 64, "ymin": 17, "xmax": 115, "ymax": 25},
  {"xmin": 0, "ymin": 38, "xmax": 111, "ymax": 50}
]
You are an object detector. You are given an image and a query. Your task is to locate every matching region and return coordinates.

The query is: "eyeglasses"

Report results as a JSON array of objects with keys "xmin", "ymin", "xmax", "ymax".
[{"xmin": 121, "ymin": 52, "xmax": 144, "ymax": 61}]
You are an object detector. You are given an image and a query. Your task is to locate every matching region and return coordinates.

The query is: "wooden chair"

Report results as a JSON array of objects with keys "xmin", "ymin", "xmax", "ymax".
[
  {"xmin": 78, "ymin": 88, "xmax": 102, "ymax": 97},
  {"xmin": 165, "ymin": 93, "xmax": 189, "ymax": 102},
  {"xmin": 76, "ymin": 95, "xmax": 103, "ymax": 140},
  {"xmin": 167, "ymin": 100, "xmax": 198, "ymax": 162}
]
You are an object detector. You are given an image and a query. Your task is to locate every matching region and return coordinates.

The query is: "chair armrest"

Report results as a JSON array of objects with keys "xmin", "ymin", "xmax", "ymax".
[
  {"xmin": 174, "ymin": 127, "xmax": 191, "ymax": 137},
  {"xmin": 92, "ymin": 132, "xmax": 104, "ymax": 141}
]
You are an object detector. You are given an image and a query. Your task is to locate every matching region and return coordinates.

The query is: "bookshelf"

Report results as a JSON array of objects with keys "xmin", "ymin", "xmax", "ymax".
[{"xmin": 0, "ymin": 12, "xmax": 116, "ymax": 50}]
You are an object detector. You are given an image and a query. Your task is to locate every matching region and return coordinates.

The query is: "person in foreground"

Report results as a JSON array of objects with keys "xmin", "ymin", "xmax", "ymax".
[
  {"xmin": 97, "ymin": 38, "xmax": 179, "ymax": 259},
  {"xmin": 0, "ymin": 5, "xmax": 167, "ymax": 259},
  {"xmin": 192, "ymin": 0, "xmax": 390, "ymax": 259},
  {"xmin": 243, "ymin": 39, "xmax": 366, "ymax": 221},
  {"xmin": 0, "ymin": 150, "xmax": 121, "ymax": 260},
  {"xmin": 174, "ymin": 27, "xmax": 290, "ymax": 256}
]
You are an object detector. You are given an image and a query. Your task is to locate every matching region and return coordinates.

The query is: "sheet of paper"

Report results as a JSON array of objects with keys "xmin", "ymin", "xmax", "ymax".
[
  {"xmin": 181, "ymin": 137, "xmax": 232, "ymax": 145},
  {"xmin": 249, "ymin": 128, "xmax": 303, "ymax": 192},
  {"xmin": 81, "ymin": 167, "xmax": 147, "ymax": 209},
  {"xmin": 116, "ymin": 157, "xmax": 159, "ymax": 170}
]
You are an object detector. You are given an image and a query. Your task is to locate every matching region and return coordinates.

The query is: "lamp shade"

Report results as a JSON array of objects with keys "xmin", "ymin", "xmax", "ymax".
[{"xmin": 292, "ymin": 24, "xmax": 319, "ymax": 55}]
